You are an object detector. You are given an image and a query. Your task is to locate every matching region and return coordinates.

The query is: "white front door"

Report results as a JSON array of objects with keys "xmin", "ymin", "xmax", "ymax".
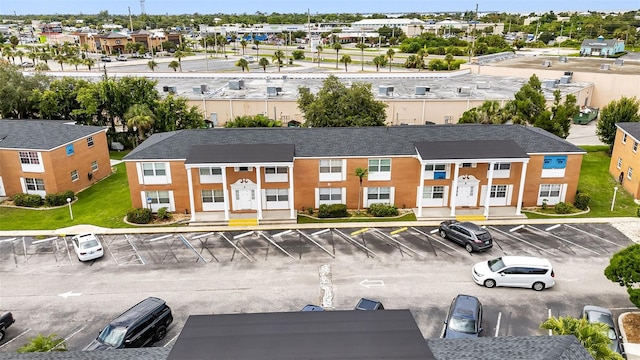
[
  {"xmin": 0, "ymin": 176, "xmax": 5, "ymax": 196},
  {"xmin": 455, "ymin": 175, "xmax": 479, "ymax": 207},
  {"xmin": 235, "ymin": 189, "xmax": 255, "ymax": 210}
]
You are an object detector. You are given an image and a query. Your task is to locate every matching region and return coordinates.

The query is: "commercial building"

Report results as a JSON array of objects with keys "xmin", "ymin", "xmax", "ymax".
[
  {"xmin": 580, "ymin": 36, "xmax": 625, "ymax": 57},
  {"xmin": 122, "ymin": 124, "xmax": 584, "ymax": 224}
]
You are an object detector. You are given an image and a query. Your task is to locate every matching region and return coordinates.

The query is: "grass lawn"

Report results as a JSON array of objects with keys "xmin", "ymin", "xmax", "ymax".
[
  {"xmin": 525, "ymin": 145, "xmax": 638, "ymax": 219},
  {"xmin": 298, "ymin": 213, "xmax": 417, "ymax": 224}
]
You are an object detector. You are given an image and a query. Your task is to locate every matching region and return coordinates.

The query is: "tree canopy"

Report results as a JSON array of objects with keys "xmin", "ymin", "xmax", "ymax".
[
  {"xmin": 224, "ymin": 114, "xmax": 281, "ymax": 127},
  {"xmin": 604, "ymin": 244, "xmax": 640, "ymax": 308},
  {"xmin": 541, "ymin": 316, "xmax": 623, "ymax": 360},
  {"xmin": 297, "ymin": 75, "xmax": 387, "ymax": 127},
  {"xmin": 596, "ymin": 96, "xmax": 640, "ymax": 147}
]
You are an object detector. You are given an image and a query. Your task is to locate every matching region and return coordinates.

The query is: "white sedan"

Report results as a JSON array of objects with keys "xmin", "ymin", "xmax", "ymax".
[{"xmin": 71, "ymin": 233, "xmax": 104, "ymax": 261}]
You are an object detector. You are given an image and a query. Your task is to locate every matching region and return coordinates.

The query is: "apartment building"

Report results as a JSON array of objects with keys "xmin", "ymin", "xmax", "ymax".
[
  {"xmin": 0, "ymin": 120, "xmax": 111, "ymax": 199},
  {"xmin": 609, "ymin": 122, "xmax": 640, "ymax": 199},
  {"xmin": 123, "ymin": 125, "xmax": 584, "ymax": 224}
]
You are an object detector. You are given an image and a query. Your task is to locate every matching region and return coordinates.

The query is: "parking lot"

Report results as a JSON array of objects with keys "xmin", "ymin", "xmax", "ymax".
[{"xmin": 0, "ymin": 222, "xmax": 635, "ymax": 352}]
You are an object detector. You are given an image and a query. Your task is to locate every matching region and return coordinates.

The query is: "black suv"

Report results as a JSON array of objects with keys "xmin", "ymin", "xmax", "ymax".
[
  {"xmin": 84, "ymin": 297, "xmax": 172, "ymax": 350},
  {"xmin": 443, "ymin": 294, "xmax": 483, "ymax": 338},
  {"xmin": 438, "ymin": 220, "xmax": 493, "ymax": 253},
  {"xmin": 355, "ymin": 298, "xmax": 384, "ymax": 310}
]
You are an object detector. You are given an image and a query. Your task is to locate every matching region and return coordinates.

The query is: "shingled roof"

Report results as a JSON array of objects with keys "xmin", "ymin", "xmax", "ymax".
[
  {"xmin": 0, "ymin": 348, "xmax": 169, "ymax": 360},
  {"xmin": 0, "ymin": 120, "xmax": 107, "ymax": 151},
  {"xmin": 616, "ymin": 122, "xmax": 640, "ymax": 141},
  {"xmin": 124, "ymin": 124, "xmax": 584, "ymax": 161}
]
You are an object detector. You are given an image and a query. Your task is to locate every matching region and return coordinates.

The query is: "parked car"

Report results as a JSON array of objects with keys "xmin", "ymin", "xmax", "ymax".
[
  {"xmin": 116, "ymin": 54, "xmax": 127, "ymax": 61},
  {"xmin": 301, "ymin": 305, "xmax": 324, "ymax": 312},
  {"xmin": 296, "ymin": 45, "xmax": 305, "ymax": 49},
  {"xmin": 100, "ymin": 55, "xmax": 111, "ymax": 62},
  {"xmin": 20, "ymin": 61, "xmax": 34, "ymax": 68},
  {"xmin": 443, "ymin": 295, "xmax": 483, "ymax": 338},
  {"xmin": 84, "ymin": 297, "xmax": 172, "ymax": 350},
  {"xmin": 355, "ymin": 298, "xmax": 384, "ymax": 310},
  {"xmin": 472, "ymin": 256, "xmax": 555, "ymax": 291},
  {"xmin": 251, "ymin": 45, "xmax": 258, "ymax": 50},
  {"xmin": 143, "ymin": 53, "xmax": 153, "ymax": 59},
  {"xmin": 71, "ymin": 233, "xmax": 104, "ymax": 262},
  {"xmin": 0, "ymin": 312, "xmax": 15, "ymax": 342},
  {"xmin": 438, "ymin": 220, "xmax": 493, "ymax": 253},
  {"xmin": 581, "ymin": 305, "xmax": 625, "ymax": 356}
]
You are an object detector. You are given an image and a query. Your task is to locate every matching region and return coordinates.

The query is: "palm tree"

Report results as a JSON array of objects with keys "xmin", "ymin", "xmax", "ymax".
[
  {"xmin": 272, "ymin": 50, "xmax": 285, "ymax": 72},
  {"xmin": 34, "ymin": 62, "xmax": 50, "ymax": 71},
  {"xmin": 17, "ymin": 334, "xmax": 66, "ymax": 353},
  {"xmin": 356, "ymin": 42, "xmax": 367, "ymax": 71},
  {"xmin": 316, "ymin": 44, "xmax": 323, "ymax": 67},
  {"xmin": 259, "ymin": 57, "xmax": 269, "ymax": 72},
  {"xmin": 81, "ymin": 43, "xmax": 90, "ymax": 55},
  {"xmin": 444, "ymin": 53, "xmax": 454, "ymax": 70},
  {"xmin": 168, "ymin": 60, "xmax": 180, "ymax": 72},
  {"xmin": 354, "ymin": 168, "xmax": 368, "ymax": 212},
  {"xmin": 340, "ymin": 54, "xmax": 351, "ymax": 72},
  {"xmin": 254, "ymin": 40, "xmax": 260, "ymax": 58},
  {"xmin": 27, "ymin": 50, "xmax": 38, "ymax": 64},
  {"xmin": 416, "ymin": 48, "xmax": 428, "ymax": 71},
  {"xmin": 386, "ymin": 48, "xmax": 395, "ymax": 72},
  {"xmin": 332, "ymin": 42, "xmax": 342, "ymax": 69},
  {"xmin": 372, "ymin": 55, "xmax": 387, "ymax": 72},
  {"xmin": 83, "ymin": 57, "xmax": 95, "ymax": 71},
  {"xmin": 236, "ymin": 58, "xmax": 249, "ymax": 72},
  {"xmin": 173, "ymin": 50, "xmax": 184, "ymax": 71},
  {"xmin": 541, "ymin": 316, "xmax": 620, "ymax": 360},
  {"xmin": 54, "ymin": 54, "xmax": 66, "ymax": 70},
  {"xmin": 147, "ymin": 60, "xmax": 158, "ymax": 72},
  {"xmin": 3, "ymin": 47, "xmax": 14, "ymax": 64},
  {"xmin": 69, "ymin": 56, "xmax": 82, "ymax": 71},
  {"xmin": 15, "ymin": 50, "xmax": 24, "ymax": 63},
  {"xmin": 125, "ymin": 103, "xmax": 156, "ymax": 147},
  {"xmin": 39, "ymin": 52, "xmax": 51, "ymax": 65},
  {"xmin": 240, "ymin": 39, "xmax": 247, "ymax": 55}
]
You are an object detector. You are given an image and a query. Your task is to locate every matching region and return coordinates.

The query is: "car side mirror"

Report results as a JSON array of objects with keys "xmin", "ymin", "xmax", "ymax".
[
  {"xmin": 124, "ymin": 339, "xmax": 132, "ymax": 345},
  {"xmin": 479, "ymin": 327, "xmax": 483, "ymax": 333},
  {"xmin": 443, "ymin": 320, "xmax": 447, "ymax": 324},
  {"xmin": 499, "ymin": 272, "xmax": 505, "ymax": 276}
]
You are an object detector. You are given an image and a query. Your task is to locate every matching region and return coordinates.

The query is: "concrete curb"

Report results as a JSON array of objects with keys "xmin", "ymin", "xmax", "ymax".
[{"xmin": 619, "ymin": 312, "xmax": 640, "ymax": 360}]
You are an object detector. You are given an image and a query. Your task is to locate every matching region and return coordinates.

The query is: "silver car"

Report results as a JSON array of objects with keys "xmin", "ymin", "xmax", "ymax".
[{"xmin": 582, "ymin": 305, "xmax": 624, "ymax": 356}]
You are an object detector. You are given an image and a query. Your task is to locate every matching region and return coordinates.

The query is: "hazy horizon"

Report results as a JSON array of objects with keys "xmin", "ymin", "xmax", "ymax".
[{"xmin": 0, "ymin": 0, "xmax": 637, "ymax": 16}]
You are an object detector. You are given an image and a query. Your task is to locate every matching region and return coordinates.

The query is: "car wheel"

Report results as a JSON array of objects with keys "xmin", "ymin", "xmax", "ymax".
[
  {"xmin": 0, "ymin": 329, "xmax": 5, "ymax": 342},
  {"xmin": 532, "ymin": 282, "xmax": 545, "ymax": 291},
  {"xmin": 484, "ymin": 279, "xmax": 496, "ymax": 288},
  {"xmin": 439, "ymin": 230, "xmax": 447, "ymax": 239},
  {"xmin": 465, "ymin": 244, "xmax": 473, "ymax": 253},
  {"xmin": 155, "ymin": 325, "xmax": 167, "ymax": 341}
]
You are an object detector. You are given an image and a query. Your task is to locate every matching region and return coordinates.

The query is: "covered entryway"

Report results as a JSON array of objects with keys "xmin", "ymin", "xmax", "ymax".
[
  {"xmin": 231, "ymin": 179, "xmax": 257, "ymax": 210},
  {"xmin": 455, "ymin": 175, "xmax": 479, "ymax": 207}
]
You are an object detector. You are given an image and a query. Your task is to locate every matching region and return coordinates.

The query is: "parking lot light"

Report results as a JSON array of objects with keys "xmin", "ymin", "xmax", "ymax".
[
  {"xmin": 611, "ymin": 186, "xmax": 619, "ymax": 211},
  {"xmin": 66, "ymin": 197, "xmax": 74, "ymax": 221}
]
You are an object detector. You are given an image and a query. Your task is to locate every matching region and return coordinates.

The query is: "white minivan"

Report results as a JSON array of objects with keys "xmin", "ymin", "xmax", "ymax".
[{"xmin": 472, "ymin": 256, "xmax": 555, "ymax": 291}]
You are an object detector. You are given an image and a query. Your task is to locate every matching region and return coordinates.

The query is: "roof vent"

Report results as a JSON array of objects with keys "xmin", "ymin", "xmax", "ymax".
[
  {"xmin": 600, "ymin": 64, "xmax": 610, "ymax": 70},
  {"xmin": 476, "ymin": 81, "xmax": 490, "ymax": 89},
  {"xmin": 559, "ymin": 75, "xmax": 571, "ymax": 84},
  {"xmin": 229, "ymin": 79, "xmax": 244, "ymax": 90},
  {"xmin": 541, "ymin": 60, "xmax": 552, "ymax": 67},
  {"xmin": 415, "ymin": 86, "xmax": 430, "ymax": 95},
  {"xmin": 456, "ymin": 86, "xmax": 471, "ymax": 95},
  {"xmin": 542, "ymin": 79, "xmax": 558, "ymax": 89},
  {"xmin": 192, "ymin": 86, "xmax": 202, "ymax": 94},
  {"xmin": 379, "ymin": 86, "xmax": 394, "ymax": 96},
  {"xmin": 267, "ymin": 86, "xmax": 282, "ymax": 96}
]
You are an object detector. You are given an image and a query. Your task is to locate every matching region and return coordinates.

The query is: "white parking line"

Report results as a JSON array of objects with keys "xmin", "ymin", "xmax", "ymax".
[
  {"xmin": 0, "ymin": 328, "xmax": 30, "ymax": 349},
  {"xmin": 563, "ymin": 224, "xmax": 626, "ymax": 247},
  {"xmin": 526, "ymin": 225, "xmax": 601, "ymax": 255},
  {"xmin": 191, "ymin": 232, "xmax": 215, "ymax": 240},
  {"xmin": 164, "ymin": 333, "xmax": 181, "ymax": 347},
  {"xmin": 548, "ymin": 309, "xmax": 552, "ymax": 336},
  {"xmin": 489, "ymin": 226, "xmax": 554, "ymax": 255},
  {"xmin": 148, "ymin": 234, "xmax": 173, "ymax": 242},
  {"xmin": 233, "ymin": 231, "xmax": 254, "ymax": 239},
  {"xmin": 311, "ymin": 229, "xmax": 330, "ymax": 236},
  {"xmin": 495, "ymin": 312, "xmax": 502, "ymax": 337}
]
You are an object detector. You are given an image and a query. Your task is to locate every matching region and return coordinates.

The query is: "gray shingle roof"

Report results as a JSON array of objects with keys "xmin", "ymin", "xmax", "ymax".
[
  {"xmin": 185, "ymin": 144, "xmax": 295, "ymax": 164},
  {"xmin": 0, "ymin": 120, "xmax": 107, "ymax": 151},
  {"xmin": 416, "ymin": 140, "xmax": 529, "ymax": 160},
  {"xmin": 123, "ymin": 125, "xmax": 584, "ymax": 161},
  {"xmin": 0, "ymin": 348, "xmax": 169, "ymax": 360},
  {"xmin": 427, "ymin": 335, "xmax": 593, "ymax": 360},
  {"xmin": 617, "ymin": 122, "xmax": 640, "ymax": 141}
]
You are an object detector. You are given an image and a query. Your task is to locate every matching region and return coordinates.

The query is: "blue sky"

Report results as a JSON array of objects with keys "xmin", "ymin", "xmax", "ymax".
[{"xmin": 1, "ymin": 0, "xmax": 637, "ymax": 16}]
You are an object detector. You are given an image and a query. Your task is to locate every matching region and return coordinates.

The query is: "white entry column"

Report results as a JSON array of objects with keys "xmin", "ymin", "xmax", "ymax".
[
  {"xmin": 222, "ymin": 166, "xmax": 230, "ymax": 221},
  {"xmin": 186, "ymin": 167, "xmax": 197, "ymax": 222},
  {"xmin": 256, "ymin": 165, "xmax": 263, "ymax": 220},
  {"xmin": 484, "ymin": 162, "xmax": 495, "ymax": 219},
  {"xmin": 449, "ymin": 163, "xmax": 460, "ymax": 217},
  {"xmin": 516, "ymin": 161, "xmax": 528, "ymax": 215},
  {"xmin": 417, "ymin": 162, "xmax": 426, "ymax": 217},
  {"xmin": 288, "ymin": 164, "xmax": 295, "ymax": 219}
]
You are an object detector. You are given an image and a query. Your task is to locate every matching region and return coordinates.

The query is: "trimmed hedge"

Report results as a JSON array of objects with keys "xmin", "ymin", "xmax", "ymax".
[
  {"xmin": 318, "ymin": 204, "xmax": 348, "ymax": 218},
  {"xmin": 44, "ymin": 190, "xmax": 75, "ymax": 207},
  {"xmin": 574, "ymin": 192, "xmax": 590, "ymax": 211},
  {"xmin": 127, "ymin": 208, "xmax": 153, "ymax": 224},
  {"xmin": 157, "ymin": 207, "xmax": 172, "ymax": 220},
  {"xmin": 12, "ymin": 193, "xmax": 43, "ymax": 207},
  {"xmin": 554, "ymin": 202, "xmax": 574, "ymax": 214},
  {"xmin": 367, "ymin": 203, "xmax": 399, "ymax": 217}
]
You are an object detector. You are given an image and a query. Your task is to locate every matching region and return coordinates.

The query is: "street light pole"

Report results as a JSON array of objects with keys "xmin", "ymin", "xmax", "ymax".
[
  {"xmin": 611, "ymin": 186, "xmax": 619, "ymax": 211},
  {"xmin": 66, "ymin": 197, "xmax": 74, "ymax": 220}
]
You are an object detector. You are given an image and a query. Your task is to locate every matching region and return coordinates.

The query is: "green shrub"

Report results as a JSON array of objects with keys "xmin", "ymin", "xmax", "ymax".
[
  {"xmin": 367, "ymin": 203, "xmax": 399, "ymax": 217},
  {"xmin": 541, "ymin": 199, "xmax": 548, "ymax": 210},
  {"xmin": 127, "ymin": 208, "xmax": 153, "ymax": 224},
  {"xmin": 12, "ymin": 193, "xmax": 43, "ymax": 207},
  {"xmin": 318, "ymin": 204, "xmax": 348, "ymax": 218},
  {"xmin": 307, "ymin": 207, "xmax": 314, "ymax": 215},
  {"xmin": 554, "ymin": 202, "xmax": 573, "ymax": 214},
  {"xmin": 637, "ymin": 207, "xmax": 640, "ymax": 217},
  {"xmin": 44, "ymin": 190, "xmax": 75, "ymax": 207},
  {"xmin": 574, "ymin": 192, "xmax": 590, "ymax": 210},
  {"xmin": 156, "ymin": 207, "xmax": 171, "ymax": 220}
]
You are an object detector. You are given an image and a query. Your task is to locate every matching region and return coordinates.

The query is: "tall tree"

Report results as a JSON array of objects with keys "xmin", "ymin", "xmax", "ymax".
[
  {"xmin": 354, "ymin": 167, "xmax": 368, "ymax": 212},
  {"xmin": 297, "ymin": 75, "xmax": 387, "ymax": 127},
  {"xmin": 458, "ymin": 100, "xmax": 506, "ymax": 124},
  {"xmin": 168, "ymin": 60, "xmax": 179, "ymax": 72},
  {"xmin": 504, "ymin": 74, "xmax": 547, "ymax": 125},
  {"xmin": 596, "ymin": 96, "xmax": 640, "ymax": 147},
  {"xmin": 605, "ymin": 244, "xmax": 640, "ymax": 308},
  {"xmin": 340, "ymin": 54, "xmax": 351, "ymax": 72},
  {"xmin": 316, "ymin": 44, "xmax": 323, "ymax": 67},
  {"xmin": 258, "ymin": 57, "xmax": 269, "ymax": 72},
  {"xmin": 272, "ymin": 50, "xmax": 285, "ymax": 72},
  {"xmin": 125, "ymin": 103, "xmax": 155, "ymax": 146},
  {"xmin": 355, "ymin": 42, "xmax": 367, "ymax": 71},
  {"xmin": 372, "ymin": 55, "xmax": 387, "ymax": 72},
  {"xmin": 236, "ymin": 58, "xmax": 249, "ymax": 72},
  {"xmin": 173, "ymin": 50, "xmax": 184, "ymax": 71},
  {"xmin": 386, "ymin": 48, "xmax": 395, "ymax": 72},
  {"xmin": 147, "ymin": 60, "xmax": 158, "ymax": 72},
  {"xmin": 332, "ymin": 42, "xmax": 342, "ymax": 69},
  {"xmin": 154, "ymin": 94, "xmax": 204, "ymax": 132}
]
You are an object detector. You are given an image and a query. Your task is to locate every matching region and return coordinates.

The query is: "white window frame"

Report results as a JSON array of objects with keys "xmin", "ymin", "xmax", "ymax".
[
  {"xmin": 24, "ymin": 178, "xmax": 46, "ymax": 197},
  {"xmin": 488, "ymin": 163, "xmax": 511, "ymax": 179},
  {"xmin": 634, "ymin": 141, "xmax": 638, "ymax": 153},
  {"xmin": 19, "ymin": 151, "xmax": 44, "ymax": 173},
  {"xmin": 423, "ymin": 163, "xmax": 449, "ymax": 180},
  {"xmin": 234, "ymin": 166, "xmax": 254, "ymax": 172},
  {"xmin": 91, "ymin": 161, "xmax": 99, "ymax": 172},
  {"xmin": 628, "ymin": 166, "xmax": 633, "ymax": 180},
  {"xmin": 265, "ymin": 167, "xmax": 288, "ymax": 183},
  {"xmin": 368, "ymin": 159, "xmax": 391, "ymax": 181},
  {"xmin": 421, "ymin": 185, "xmax": 448, "ymax": 207},
  {"xmin": 87, "ymin": 136, "xmax": 94, "ymax": 147},
  {"xmin": 480, "ymin": 184, "xmax": 512, "ymax": 206},
  {"xmin": 199, "ymin": 167, "xmax": 223, "ymax": 184},
  {"xmin": 537, "ymin": 184, "xmax": 564, "ymax": 206},
  {"xmin": 617, "ymin": 157, "xmax": 623, "ymax": 170},
  {"xmin": 71, "ymin": 170, "xmax": 79, "ymax": 182},
  {"xmin": 316, "ymin": 187, "xmax": 344, "ymax": 206},
  {"xmin": 364, "ymin": 186, "xmax": 394, "ymax": 207},
  {"xmin": 319, "ymin": 159, "xmax": 345, "ymax": 182},
  {"xmin": 202, "ymin": 189, "xmax": 225, "ymax": 211},
  {"xmin": 623, "ymin": 133, "xmax": 628, "ymax": 144},
  {"xmin": 138, "ymin": 162, "xmax": 171, "ymax": 185},
  {"xmin": 264, "ymin": 188, "xmax": 289, "ymax": 210},
  {"xmin": 143, "ymin": 190, "xmax": 175, "ymax": 212}
]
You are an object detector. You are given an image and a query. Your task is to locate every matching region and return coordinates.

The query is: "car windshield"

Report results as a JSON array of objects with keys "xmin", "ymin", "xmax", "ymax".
[
  {"xmin": 80, "ymin": 240, "xmax": 99, "ymax": 249},
  {"xmin": 607, "ymin": 328, "xmax": 616, "ymax": 340},
  {"xmin": 448, "ymin": 316, "xmax": 476, "ymax": 333},
  {"xmin": 97, "ymin": 325, "xmax": 126, "ymax": 347},
  {"xmin": 488, "ymin": 258, "xmax": 505, "ymax": 272}
]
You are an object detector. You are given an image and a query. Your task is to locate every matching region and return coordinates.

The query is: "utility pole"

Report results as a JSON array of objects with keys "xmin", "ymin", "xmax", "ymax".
[
  {"xmin": 128, "ymin": 6, "xmax": 133, "ymax": 32},
  {"xmin": 469, "ymin": 3, "xmax": 478, "ymax": 62}
]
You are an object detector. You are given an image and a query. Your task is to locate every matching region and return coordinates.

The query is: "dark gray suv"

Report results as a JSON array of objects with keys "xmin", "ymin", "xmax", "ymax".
[
  {"xmin": 443, "ymin": 294, "xmax": 483, "ymax": 338},
  {"xmin": 438, "ymin": 220, "xmax": 493, "ymax": 253}
]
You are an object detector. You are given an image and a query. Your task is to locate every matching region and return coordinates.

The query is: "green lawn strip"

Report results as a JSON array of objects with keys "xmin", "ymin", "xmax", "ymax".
[
  {"xmin": 298, "ymin": 213, "xmax": 416, "ymax": 224},
  {"xmin": 109, "ymin": 150, "xmax": 131, "ymax": 161}
]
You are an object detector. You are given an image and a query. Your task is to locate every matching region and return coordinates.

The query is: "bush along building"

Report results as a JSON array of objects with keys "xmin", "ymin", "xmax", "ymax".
[{"xmin": 122, "ymin": 124, "xmax": 585, "ymax": 225}]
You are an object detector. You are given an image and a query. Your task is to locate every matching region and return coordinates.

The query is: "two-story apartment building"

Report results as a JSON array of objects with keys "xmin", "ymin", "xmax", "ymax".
[
  {"xmin": 123, "ymin": 125, "xmax": 584, "ymax": 224},
  {"xmin": 0, "ymin": 120, "xmax": 111, "ymax": 199},
  {"xmin": 609, "ymin": 122, "xmax": 640, "ymax": 200}
]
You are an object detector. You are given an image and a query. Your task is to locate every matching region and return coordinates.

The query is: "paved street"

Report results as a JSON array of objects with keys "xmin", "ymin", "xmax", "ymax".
[{"xmin": 0, "ymin": 222, "xmax": 635, "ymax": 352}]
